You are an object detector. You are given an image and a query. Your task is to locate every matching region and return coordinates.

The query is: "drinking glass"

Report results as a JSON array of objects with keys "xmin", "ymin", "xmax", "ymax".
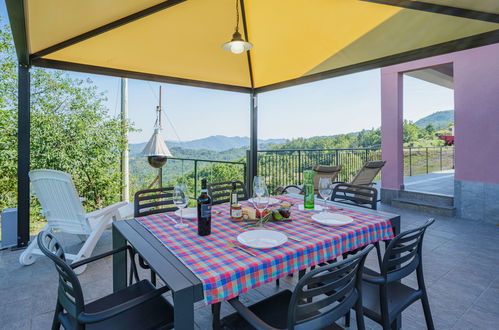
[
  {"xmin": 253, "ymin": 176, "xmax": 267, "ymax": 197},
  {"xmin": 173, "ymin": 185, "xmax": 189, "ymax": 228},
  {"xmin": 252, "ymin": 188, "xmax": 270, "ymax": 227},
  {"xmin": 318, "ymin": 177, "xmax": 333, "ymax": 209}
]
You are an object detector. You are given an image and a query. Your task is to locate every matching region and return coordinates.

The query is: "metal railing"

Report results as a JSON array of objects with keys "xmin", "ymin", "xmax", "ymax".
[
  {"xmin": 161, "ymin": 157, "xmax": 246, "ymax": 198},
  {"xmin": 256, "ymin": 146, "xmax": 454, "ymax": 192},
  {"xmin": 149, "ymin": 146, "xmax": 453, "ymax": 197},
  {"xmin": 257, "ymin": 148, "xmax": 382, "ymax": 192},
  {"xmin": 404, "ymin": 146, "xmax": 454, "ymax": 177}
]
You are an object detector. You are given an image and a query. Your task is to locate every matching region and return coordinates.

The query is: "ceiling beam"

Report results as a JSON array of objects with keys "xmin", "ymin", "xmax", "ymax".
[
  {"xmin": 30, "ymin": 0, "xmax": 187, "ymax": 60},
  {"xmin": 31, "ymin": 58, "xmax": 252, "ymax": 94},
  {"xmin": 361, "ymin": 0, "xmax": 499, "ymax": 24},
  {"xmin": 239, "ymin": 0, "xmax": 255, "ymax": 89},
  {"xmin": 5, "ymin": 0, "xmax": 30, "ymax": 65},
  {"xmin": 256, "ymin": 29, "xmax": 499, "ymax": 93}
]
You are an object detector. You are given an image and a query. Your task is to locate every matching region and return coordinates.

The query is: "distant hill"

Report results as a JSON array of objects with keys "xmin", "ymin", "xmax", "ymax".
[
  {"xmin": 129, "ymin": 135, "xmax": 286, "ymax": 154},
  {"xmin": 415, "ymin": 110, "xmax": 454, "ymax": 129}
]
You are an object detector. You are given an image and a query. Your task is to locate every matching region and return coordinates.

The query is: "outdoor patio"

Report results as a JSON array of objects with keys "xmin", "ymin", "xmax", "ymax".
[
  {"xmin": 404, "ymin": 170, "xmax": 455, "ymax": 196},
  {"xmin": 2, "ymin": 1, "xmax": 499, "ymax": 329},
  {"xmin": 2, "ymin": 203, "xmax": 498, "ymax": 330}
]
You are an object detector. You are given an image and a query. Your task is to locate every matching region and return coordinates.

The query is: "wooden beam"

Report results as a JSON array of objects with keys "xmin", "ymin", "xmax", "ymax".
[
  {"xmin": 31, "ymin": 0, "xmax": 187, "ymax": 60},
  {"xmin": 361, "ymin": 0, "xmax": 499, "ymax": 24},
  {"xmin": 31, "ymin": 58, "xmax": 252, "ymax": 93},
  {"xmin": 239, "ymin": 0, "xmax": 255, "ymax": 88}
]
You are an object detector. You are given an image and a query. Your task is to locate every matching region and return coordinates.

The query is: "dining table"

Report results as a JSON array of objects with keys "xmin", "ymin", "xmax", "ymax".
[{"xmin": 112, "ymin": 193, "xmax": 401, "ymax": 330}]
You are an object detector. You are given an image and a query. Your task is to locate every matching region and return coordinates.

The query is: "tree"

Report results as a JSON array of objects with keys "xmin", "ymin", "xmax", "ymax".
[{"xmin": 0, "ymin": 19, "xmax": 128, "ymax": 232}]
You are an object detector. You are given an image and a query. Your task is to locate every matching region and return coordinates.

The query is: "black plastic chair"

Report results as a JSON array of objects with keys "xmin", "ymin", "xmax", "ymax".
[
  {"xmin": 331, "ymin": 183, "xmax": 383, "ymax": 267},
  {"xmin": 361, "ymin": 219, "xmax": 435, "ymax": 330},
  {"xmin": 276, "ymin": 184, "xmax": 303, "ymax": 195},
  {"xmin": 134, "ymin": 187, "xmax": 179, "ymax": 285},
  {"xmin": 208, "ymin": 180, "xmax": 248, "ymax": 205},
  {"xmin": 37, "ymin": 231, "xmax": 174, "ymax": 330},
  {"xmin": 134, "ymin": 187, "xmax": 178, "ymax": 217},
  {"xmin": 331, "ymin": 183, "xmax": 379, "ymax": 210},
  {"xmin": 221, "ymin": 245, "xmax": 374, "ymax": 330}
]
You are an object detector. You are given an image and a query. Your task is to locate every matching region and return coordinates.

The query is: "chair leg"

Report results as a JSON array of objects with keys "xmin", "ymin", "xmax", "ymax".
[
  {"xmin": 212, "ymin": 302, "xmax": 221, "ymax": 330},
  {"xmin": 151, "ymin": 271, "xmax": 157, "ymax": 286},
  {"xmin": 344, "ymin": 310, "xmax": 351, "ymax": 327},
  {"xmin": 19, "ymin": 225, "xmax": 48, "ymax": 266},
  {"xmin": 355, "ymin": 300, "xmax": 366, "ymax": 330},
  {"xmin": 72, "ymin": 215, "xmax": 112, "ymax": 274},
  {"xmin": 51, "ymin": 302, "xmax": 63, "ymax": 330},
  {"xmin": 374, "ymin": 241, "xmax": 383, "ymax": 268},
  {"xmin": 421, "ymin": 292, "xmax": 435, "ymax": 330}
]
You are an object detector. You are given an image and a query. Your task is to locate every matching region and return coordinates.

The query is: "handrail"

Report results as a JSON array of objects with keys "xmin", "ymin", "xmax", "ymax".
[
  {"xmin": 159, "ymin": 146, "xmax": 453, "ymax": 197},
  {"xmin": 258, "ymin": 146, "xmax": 449, "ymax": 153},
  {"xmin": 167, "ymin": 157, "xmax": 245, "ymax": 165},
  {"xmin": 165, "ymin": 157, "xmax": 246, "ymax": 198}
]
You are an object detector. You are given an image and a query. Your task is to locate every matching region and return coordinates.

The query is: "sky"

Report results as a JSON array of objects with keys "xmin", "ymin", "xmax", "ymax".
[{"xmin": 0, "ymin": 5, "xmax": 454, "ymax": 144}]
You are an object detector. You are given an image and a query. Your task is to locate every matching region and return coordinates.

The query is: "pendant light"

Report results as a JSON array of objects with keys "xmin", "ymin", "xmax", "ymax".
[{"xmin": 222, "ymin": 0, "xmax": 252, "ymax": 54}]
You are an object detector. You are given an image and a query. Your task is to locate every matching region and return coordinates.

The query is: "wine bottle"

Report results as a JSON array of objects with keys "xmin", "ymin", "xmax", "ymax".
[
  {"xmin": 303, "ymin": 170, "xmax": 315, "ymax": 210},
  {"xmin": 197, "ymin": 178, "xmax": 212, "ymax": 236},
  {"xmin": 230, "ymin": 181, "xmax": 238, "ymax": 216}
]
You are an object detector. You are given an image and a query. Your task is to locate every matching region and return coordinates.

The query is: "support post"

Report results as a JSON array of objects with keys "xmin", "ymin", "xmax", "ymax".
[
  {"xmin": 17, "ymin": 64, "xmax": 30, "ymax": 247},
  {"xmin": 381, "ymin": 70, "xmax": 404, "ymax": 192},
  {"xmin": 248, "ymin": 91, "xmax": 258, "ymax": 194},
  {"xmin": 120, "ymin": 78, "xmax": 129, "ymax": 202}
]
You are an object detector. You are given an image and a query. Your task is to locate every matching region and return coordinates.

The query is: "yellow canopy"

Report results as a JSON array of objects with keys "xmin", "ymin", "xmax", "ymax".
[{"xmin": 7, "ymin": 0, "xmax": 499, "ymax": 92}]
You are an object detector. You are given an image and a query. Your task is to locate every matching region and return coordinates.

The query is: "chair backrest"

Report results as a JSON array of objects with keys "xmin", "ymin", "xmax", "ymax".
[
  {"xmin": 312, "ymin": 165, "xmax": 342, "ymax": 190},
  {"xmin": 351, "ymin": 160, "xmax": 386, "ymax": 186},
  {"xmin": 37, "ymin": 231, "xmax": 85, "ymax": 321},
  {"xmin": 134, "ymin": 187, "xmax": 177, "ymax": 217},
  {"xmin": 381, "ymin": 218, "xmax": 435, "ymax": 283},
  {"xmin": 331, "ymin": 183, "xmax": 378, "ymax": 210},
  {"xmin": 30, "ymin": 169, "xmax": 90, "ymax": 235},
  {"xmin": 287, "ymin": 245, "xmax": 373, "ymax": 329},
  {"xmin": 207, "ymin": 180, "xmax": 248, "ymax": 205}
]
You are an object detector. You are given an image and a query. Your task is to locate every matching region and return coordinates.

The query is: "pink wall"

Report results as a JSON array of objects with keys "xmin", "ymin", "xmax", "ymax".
[
  {"xmin": 380, "ymin": 72, "xmax": 404, "ymax": 190},
  {"xmin": 381, "ymin": 43, "xmax": 499, "ymax": 189}
]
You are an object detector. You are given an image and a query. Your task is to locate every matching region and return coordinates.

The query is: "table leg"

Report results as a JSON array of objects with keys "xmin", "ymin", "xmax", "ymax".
[
  {"xmin": 391, "ymin": 216, "xmax": 402, "ymax": 330},
  {"xmin": 112, "ymin": 226, "xmax": 127, "ymax": 292},
  {"xmin": 174, "ymin": 287, "xmax": 195, "ymax": 330}
]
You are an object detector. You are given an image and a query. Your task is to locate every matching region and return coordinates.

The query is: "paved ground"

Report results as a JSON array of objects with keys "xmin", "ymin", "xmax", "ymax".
[
  {"xmin": 403, "ymin": 170, "xmax": 455, "ymax": 196},
  {"xmin": 1, "ymin": 202, "xmax": 499, "ymax": 330}
]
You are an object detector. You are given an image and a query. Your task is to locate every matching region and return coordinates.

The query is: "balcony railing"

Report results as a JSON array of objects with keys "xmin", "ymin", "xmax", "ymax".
[
  {"xmin": 152, "ymin": 146, "xmax": 454, "ymax": 197},
  {"xmin": 160, "ymin": 157, "xmax": 246, "ymax": 198}
]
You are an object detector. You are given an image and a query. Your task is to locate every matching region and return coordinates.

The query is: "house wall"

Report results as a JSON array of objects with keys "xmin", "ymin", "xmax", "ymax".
[{"xmin": 380, "ymin": 43, "xmax": 499, "ymax": 223}]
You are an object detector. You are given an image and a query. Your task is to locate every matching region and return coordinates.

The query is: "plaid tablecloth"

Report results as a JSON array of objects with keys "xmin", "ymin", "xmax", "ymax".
[{"xmin": 136, "ymin": 195, "xmax": 394, "ymax": 304}]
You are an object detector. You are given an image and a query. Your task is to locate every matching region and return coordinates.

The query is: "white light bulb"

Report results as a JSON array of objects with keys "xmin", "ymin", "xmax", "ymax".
[{"xmin": 230, "ymin": 42, "xmax": 245, "ymax": 54}]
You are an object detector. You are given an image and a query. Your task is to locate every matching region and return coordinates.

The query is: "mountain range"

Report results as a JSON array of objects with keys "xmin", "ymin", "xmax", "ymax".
[
  {"xmin": 130, "ymin": 136, "xmax": 286, "ymax": 154},
  {"xmin": 414, "ymin": 110, "xmax": 453, "ymax": 129},
  {"xmin": 129, "ymin": 110, "xmax": 454, "ymax": 154}
]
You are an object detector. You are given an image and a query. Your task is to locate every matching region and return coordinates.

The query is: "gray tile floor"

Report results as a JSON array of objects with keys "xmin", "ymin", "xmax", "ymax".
[
  {"xmin": 403, "ymin": 170, "xmax": 455, "ymax": 196},
  {"xmin": 2, "ymin": 203, "xmax": 499, "ymax": 330}
]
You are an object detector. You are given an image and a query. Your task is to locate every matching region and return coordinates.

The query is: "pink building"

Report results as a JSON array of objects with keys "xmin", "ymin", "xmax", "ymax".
[{"xmin": 381, "ymin": 43, "xmax": 499, "ymax": 223}]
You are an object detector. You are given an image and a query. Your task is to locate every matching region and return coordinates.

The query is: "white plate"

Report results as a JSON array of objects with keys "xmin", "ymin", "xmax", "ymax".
[
  {"xmin": 249, "ymin": 197, "xmax": 281, "ymax": 205},
  {"xmin": 237, "ymin": 230, "xmax": 288, "ymax": 249},
  {"xmin": 298, "ymin": 204, "xmax": 324, "ymax": 211},
  {"xmin": 174, "ymin": 207, "xmax": 197, "ymax": 219},
  {"xmin": 311, "ymin": 212, "xmax": 354, "ymax": 226}
]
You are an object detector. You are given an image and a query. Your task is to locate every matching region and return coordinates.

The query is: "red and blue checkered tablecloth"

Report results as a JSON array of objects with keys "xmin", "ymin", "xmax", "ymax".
[{"xmin": 136, "ymin": 194, "xmax": 394, "ymax": 304}]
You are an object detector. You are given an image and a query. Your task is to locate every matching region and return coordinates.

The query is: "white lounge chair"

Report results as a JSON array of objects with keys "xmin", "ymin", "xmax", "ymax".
[{"xmin": 19, "ymin": 169, "xmax": 127, "ymax": 274}]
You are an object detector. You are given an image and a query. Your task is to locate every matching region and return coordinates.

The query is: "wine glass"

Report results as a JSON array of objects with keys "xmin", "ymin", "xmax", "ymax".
[
  {"xmin": 318, "ymin": 177, "xmax": 333, "ymax": 210},
  {"xmin": 253, "ymin": 176, "xmax": 267, "ymax": 197},
  {"xmin": 252, "ymin": 187, "xmax": 270, "ymax": 227},
  {"xmin": 173, "ymin": 185, "xmax": 189, "ymax": 228}
]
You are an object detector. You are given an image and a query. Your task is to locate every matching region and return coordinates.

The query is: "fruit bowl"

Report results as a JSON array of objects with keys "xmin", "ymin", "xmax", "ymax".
[{"xmin": 236, "ymin": 201, "xmax": 293, "ymax": 223}]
